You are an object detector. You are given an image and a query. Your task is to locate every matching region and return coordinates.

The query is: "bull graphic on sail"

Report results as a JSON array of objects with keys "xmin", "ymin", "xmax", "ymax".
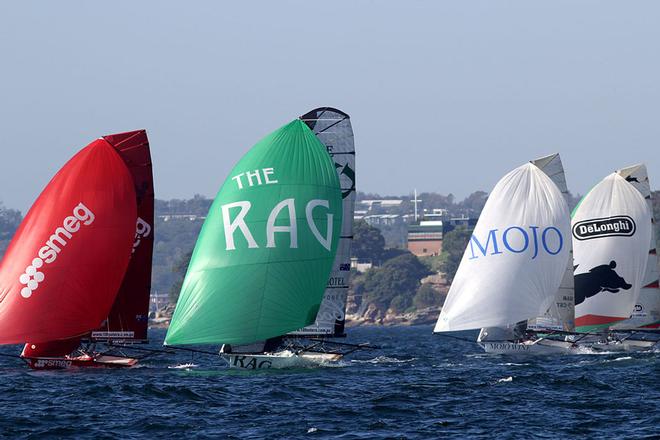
[{"xmin": 574, "ymin": 261, "xmax": 632, "ymax": 306}]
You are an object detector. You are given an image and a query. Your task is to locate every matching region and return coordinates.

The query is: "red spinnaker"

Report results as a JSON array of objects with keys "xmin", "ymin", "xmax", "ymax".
[
  {"xmin": 0, "ymin": 139, "xmax": 137, "ymax": 344},
  {"xmin": 93, "ymin": 130, "xmax": 154, "ymax": 342}
]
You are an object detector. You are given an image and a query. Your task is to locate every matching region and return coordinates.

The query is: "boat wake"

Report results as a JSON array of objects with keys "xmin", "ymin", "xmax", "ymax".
[
  {"xmin": 606, "ymin": 356, "xmax": 633, "ymax": 362},
  {"xmin": 168, "ymin": 363, "xmax": 198, "ymax": 370},
  {"xmin": 351, "ymin": 356, "xmax": 415, "ymax": 365}
]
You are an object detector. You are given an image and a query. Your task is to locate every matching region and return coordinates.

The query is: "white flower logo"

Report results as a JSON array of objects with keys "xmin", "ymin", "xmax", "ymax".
[{"xmin": 19, "ymin": 258, "xmax": 45, "ymax": 298}]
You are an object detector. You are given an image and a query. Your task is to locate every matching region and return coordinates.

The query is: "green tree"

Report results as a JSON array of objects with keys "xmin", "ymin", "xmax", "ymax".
[
  {"xmin": 413, "ymin": 283, "xmax": 444, "ymax": 309},
  {"xmin": 352, "ymin": 219, "xmax": 386, "ymax": 262},
  {"xmin": 389, "ymin": 294, "xmax": 412, "ymax": 313},
  {"xmin": 0, "ymin": 202, "xmax": 22, "ymax": 257},
  {"xmin": 457, "ymin": 191, "xmax": 488, "ymax": 216},
  {"xmin": 362, "ymin": 253, "xmax": 430, "ymax": 311},
  {"xmin": 440, "ymin": 226, "xmax": 472, "ymax": 283},
  {"xmin": 169, "ymin": 250, "xmax": 193, "ymax": 304},
  {"xmin": 150, "ymin": 214, "xmax": 204, "ymax": 301}
]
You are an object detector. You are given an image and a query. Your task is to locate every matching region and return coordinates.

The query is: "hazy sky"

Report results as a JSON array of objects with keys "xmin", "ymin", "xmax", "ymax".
[{"xmin": 1, "ymin": 1, "xmax": 659, "ymax": 212}]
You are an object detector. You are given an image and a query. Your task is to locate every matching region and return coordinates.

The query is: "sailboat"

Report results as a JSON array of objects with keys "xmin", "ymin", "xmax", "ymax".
[
  {"xmin": 474, "ymin": 154, "xmax": 578, "ymax": 354},
  {"xmin": 570, "ymin": 168, "xmax": 652, "ymax": 351},
  {"xmin": 0, "ymin": 132, "xmax": 144, "ymax": 369},
  {"xmin": 165, "ymin": 109, "xmax": 357, "ymax": 369},
  {"xmin": 576, "ymin": 164, "xmax": 658, "ymax": 350},
  {"xmin": 20, "ymin": 130, "xmax": 155, "ymax": 369},
  {"xmin": 434, "ymin": 156, "xmax": 574, "ymax": 354}
]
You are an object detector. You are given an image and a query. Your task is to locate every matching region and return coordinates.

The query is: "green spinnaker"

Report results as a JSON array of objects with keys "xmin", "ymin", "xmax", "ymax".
[{"xmin": 165, "ymin": 120, "xmax": 342, "ymax": 345}]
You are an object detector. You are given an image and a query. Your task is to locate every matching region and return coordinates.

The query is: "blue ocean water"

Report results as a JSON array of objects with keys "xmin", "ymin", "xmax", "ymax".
[{"xmin": 1, "ymin": 325, "xmax": 658, "ymax": 439}]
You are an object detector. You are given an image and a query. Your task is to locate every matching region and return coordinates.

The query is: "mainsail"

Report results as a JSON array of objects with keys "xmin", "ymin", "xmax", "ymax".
[
  {"xmin": 290, "ymin": 107, "xmax": 355, "ymax": 337},
  {"xmin": 165, "ymin": 119, "xmax": 343, "ymax": 346},
  {"xmin": 0, "ymin": 139, "xmax": 137, "ymax": 344},
  {"xmin": 527, "ymin": 154, "xmax": 576, "ymax": 332},
  {"xmin": 434, "ymin": 162, "xmax": 571, "ymax": 332},
  {"xmin": 572, "ymin": 173, "xmax": 652, "ymax": 332},
  {"xmin": 609, "ymin": 164, "xmax": 660, "ymax": 330},
  {"xmin": 91, "ymin": 130, "xmax": 155, "ymax": 343}
]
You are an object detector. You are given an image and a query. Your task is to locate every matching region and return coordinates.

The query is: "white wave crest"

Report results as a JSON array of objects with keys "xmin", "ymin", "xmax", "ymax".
[
  {"xmin": 168, "ymin": 363, "xmax": 198, "ymax": 369},
  {"xmin": 351, "ymin": 356, "xmax": 415, "ymax": 364}
]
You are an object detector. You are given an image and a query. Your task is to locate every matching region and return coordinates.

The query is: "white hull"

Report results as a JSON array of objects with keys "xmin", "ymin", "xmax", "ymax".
[
  {"xmin": 220, "ymin": 350, "xmax": 342, "ymax": 370},
  {"xmin": 588, "ymin": 339, "xmax": 657, "ymax": 352},
  {"xmin": 482, "ymin": 336, "xmax": 658, "ymax": 354},
  {"xmin": 480, "ymin": 339, "xmax": 577, "ymax": 355}
]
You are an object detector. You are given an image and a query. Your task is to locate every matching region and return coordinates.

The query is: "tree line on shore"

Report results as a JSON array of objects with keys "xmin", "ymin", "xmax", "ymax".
[{"xmin": 4, "ymin": 188, "xmax": 658, "ymax": 317}]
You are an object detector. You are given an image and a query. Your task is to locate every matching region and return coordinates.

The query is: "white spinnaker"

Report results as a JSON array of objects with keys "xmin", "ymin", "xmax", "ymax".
[
  {"xmin": 572, "ymin": 173, "xmax": 652, "ymax": 330},
  {"xmin": 434, "ymin": 163, "xmax": 571, "ymax": 332},
  {"xmin": 609, "ymin": 164, "xmax": 660, "ymax": 329},
  {"xmin": 528, "ymin": 154, "xmax": 576, "ymax": 332}
]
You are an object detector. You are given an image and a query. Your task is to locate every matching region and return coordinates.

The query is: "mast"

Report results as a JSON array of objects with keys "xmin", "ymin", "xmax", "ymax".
[{"xmin": 412, "ymin": 189, "xmax": 421, "ymax": 223}]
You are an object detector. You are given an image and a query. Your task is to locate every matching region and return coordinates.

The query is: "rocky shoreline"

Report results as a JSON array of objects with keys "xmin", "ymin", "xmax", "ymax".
[
  {"xmin": 148, "ymin": 306, "xmax": 442, "ymax": 330},
  {"xmin": 345, "ymin": 307, "xmax": 440, "ymax": 327}
]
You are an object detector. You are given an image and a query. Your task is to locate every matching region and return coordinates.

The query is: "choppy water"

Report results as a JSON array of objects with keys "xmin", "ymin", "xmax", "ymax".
[{"xmin": 1, "ymin": 326, "xmax": 658, "ymax": 439}]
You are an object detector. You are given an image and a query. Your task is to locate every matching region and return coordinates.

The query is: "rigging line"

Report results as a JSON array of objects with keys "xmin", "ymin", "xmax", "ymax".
[
  {"xmin": 306, "ymin": 339, "xmax": 381, "ymax": 350},
  {"xmin": 163, "ymin": 345, "xmax": 220, "ymax": 356},
  {"xmin": 107, "ymin": 343, "xmax": 176, "ymax": 356}
]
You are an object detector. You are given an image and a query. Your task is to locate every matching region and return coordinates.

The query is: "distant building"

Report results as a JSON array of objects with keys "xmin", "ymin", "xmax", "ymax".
[
  {"xmin": 359, "ymin": 199, "xmax": 403, "ymax": 210},
  {"xmin": 407, "ymin": 214, "xmax": 476, "ymax": 257},
  {"xmin": 350, "ymin": 257, "xmax": 373, "ymax": 273},
  {"xmin": 407, "ymin": 220, "xmax": 443, "ymax": 256},
  {"xmin": 150, "ymin": 292, "xmax": 169, "ymax": 311},
  {"xmin": 443, "ymin": 216, "xmax": 477, "ymax": 234},
  {"xmin": 158, "ymin": 214, "xmax": 206, "ymax": 222},
  {"xmin": 353, "ymin": 209, "xmax": 369, "ymax": 221},
  {"xmin": 422, "ymin": 208, "xmax": 448, "ymax": 221},
  {"xmin": 363, "ymin": 214, "xmax": 402, "ymax": 226}
]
